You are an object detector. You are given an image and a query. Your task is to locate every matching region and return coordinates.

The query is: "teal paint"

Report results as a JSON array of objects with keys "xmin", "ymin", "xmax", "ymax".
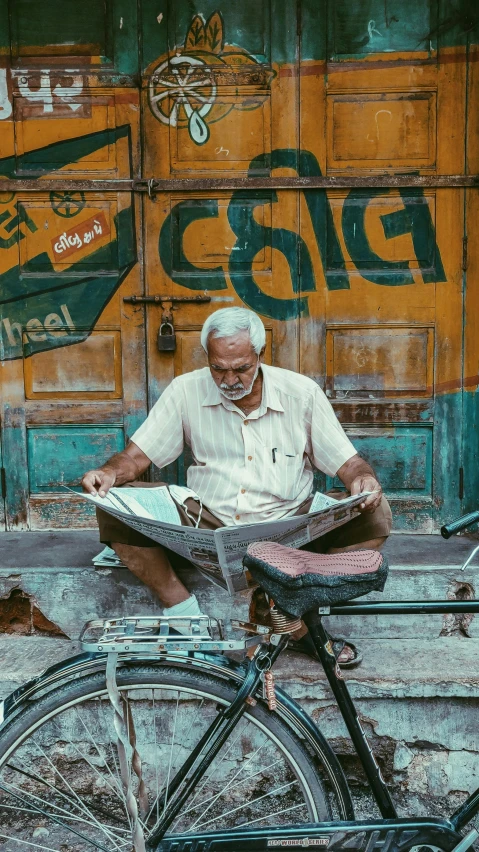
[
  {"xmin": 1, "ymin": 0, "xmax": 477, "ymax": 63},
  {"xmin": 0, "ymin": 127, "xmax": 136, "ymax": 361},
  {"xmin": 0, "ymin": 207, "xmax": 136, "ymax": 360},
  {"xmin": 398, "ymin": 189, "xmax": 446, "ymax": 283},
  {"xmin": 158, "ymin": 200, "xmax": 228, "ymax": 290},
  {"xmin": 227, "ymin": 189, "xmax": 312, "ymax": 319},
  {"xmin": 327, "ymin": 0, "xmax": 435, "ymax": 59},
  {"xmin": 433, "ymin": 392, "xmax": 463, "ymax": 525},
  {"xmin": 326, "ymin": 426, "xmax": 434, "ymax": 497},
  {"xmin": 254, "ymin": 149, "xmax": 350, "ymax": 291},
  {"xmin": 2, "ymin": 404, "xmax": 29, "ymax": 528},
  {"xmin": 27, "ymin": 425, "xmax": 125, "ymax": 492},
  {"xmin": 158, "ymin": 148, "xmax": 446, "ymax": 313},
  {"xmin": 462, "ymin": 390, "xmax": 479, "ymax": 515},
  {"xmin": 10, "ymin": 0, "xmax": 112, "ymax": 56},
  {"xmin": 0, "ymin": 202, "xmax": 37, "ymax": 249},
  {"xmin": 342, "ymin": 189, "xmax": 415, "ymax": 285},
  {"xmin": 166, "ymin": 0, "xmax": 272, "ymax": 66}
]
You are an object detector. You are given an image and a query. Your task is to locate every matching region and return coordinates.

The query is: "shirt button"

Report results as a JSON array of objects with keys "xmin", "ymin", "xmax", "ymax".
[
  {"xmin": 241, "ymin": 488, "xmax": 246, "ymax": 494},
  {"xmin": 235, "ymin": 514, "xmax": 240, "ymax": 520},
  {"xmin": 243, "ymin": 420, "xmax": 249, "ymax": 425},
  {"xmin": 248, "ymin": 455, "xmax": 252, "ymax": 461}
]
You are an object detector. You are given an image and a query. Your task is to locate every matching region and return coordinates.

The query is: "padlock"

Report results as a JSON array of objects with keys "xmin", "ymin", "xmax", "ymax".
[{"xmin": 157, "ymin": 321, "xmax": 176, "ymax": 352}]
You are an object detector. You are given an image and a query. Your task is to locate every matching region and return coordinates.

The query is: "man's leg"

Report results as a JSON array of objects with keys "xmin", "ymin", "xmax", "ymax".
[
  {"xmin": 327, "ymin": 537, "xmax": 386, "ymax": 554},
  {"xmin": 111, "ymin": 543, "xmax": 190, "ymax": 607},
  {"xmin": 290, "ymin": 495, "xmax": 392, "ymax": 664},
  {"xmin": 97, "ymin": 483, "xmax": 224, "ymax": 613}
]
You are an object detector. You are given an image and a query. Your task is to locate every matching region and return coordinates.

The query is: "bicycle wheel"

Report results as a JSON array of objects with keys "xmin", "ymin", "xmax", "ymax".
[{"xmin": 0, "ymin": 662, "xmax": 331, "ymax": 850}]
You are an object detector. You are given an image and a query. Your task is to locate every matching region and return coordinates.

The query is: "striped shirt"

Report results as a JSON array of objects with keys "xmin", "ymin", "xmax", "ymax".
[{"xmin": 131, "ymin": 365, "xmax": 357, "ymax": 526}]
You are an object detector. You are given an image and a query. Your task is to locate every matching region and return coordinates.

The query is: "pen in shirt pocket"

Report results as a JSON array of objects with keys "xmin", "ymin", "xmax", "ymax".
[{"xmin": 272, "ymin": 448, "xmax": 295, "ymax": 463}]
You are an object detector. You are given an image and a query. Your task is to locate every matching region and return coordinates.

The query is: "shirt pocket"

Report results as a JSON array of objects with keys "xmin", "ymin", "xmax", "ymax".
[{"xmin": 260, "ymin": 447, "xmax": 303, "ymax": 501}]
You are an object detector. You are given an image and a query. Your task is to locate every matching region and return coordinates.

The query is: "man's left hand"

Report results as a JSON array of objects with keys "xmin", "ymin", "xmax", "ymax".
[{"xmin": 349, "ymin": 474, "xmax": 382, "ymax": 513}]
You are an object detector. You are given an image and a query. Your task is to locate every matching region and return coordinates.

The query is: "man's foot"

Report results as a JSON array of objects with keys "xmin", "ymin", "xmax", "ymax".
[
  {"xmin": 288, "ymin": 633, "xmax": 362, "ymax": 668},
  {"xmin": 248, "ymin": 587, "xmax": 362, "ymax": 668}
]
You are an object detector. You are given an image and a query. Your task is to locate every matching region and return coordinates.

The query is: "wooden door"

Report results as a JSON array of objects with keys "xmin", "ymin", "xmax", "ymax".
[
  {"xmin": 298, "ymin": 0, "xmax": 468, "ymax": 531},
  {"xmin": 0, "ymin": 0, "xmax": 146, "ymax": 529},
  {"xmin": 140, "ymin": 1, "xmax": 306, "ymax": 482}
]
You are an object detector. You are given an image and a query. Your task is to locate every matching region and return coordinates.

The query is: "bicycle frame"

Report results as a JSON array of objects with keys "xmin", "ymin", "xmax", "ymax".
[
  {"xmin": 149, "ymin": 597, "xmax": 479, "ymax": 851},
  {"xmin": 305, "ymin": 598, "xmax": 479, "ymax": 833}
]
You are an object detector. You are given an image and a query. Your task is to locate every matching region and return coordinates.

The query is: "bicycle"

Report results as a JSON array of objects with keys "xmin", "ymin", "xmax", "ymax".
[{"xmin": 1, "ymin": 511, "xmax": 479, "ymax": 851}]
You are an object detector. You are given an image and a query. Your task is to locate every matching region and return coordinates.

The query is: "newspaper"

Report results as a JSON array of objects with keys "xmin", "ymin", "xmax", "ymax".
[{"xmin": 79, "ymin": 485, "xmax": 371, "ymax": 594}]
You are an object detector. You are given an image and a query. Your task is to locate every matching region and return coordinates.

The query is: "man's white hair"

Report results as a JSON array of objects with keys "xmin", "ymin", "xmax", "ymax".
[{"xmin": 201, "ymin": 308, "xmax": 266, "ymax": 355}]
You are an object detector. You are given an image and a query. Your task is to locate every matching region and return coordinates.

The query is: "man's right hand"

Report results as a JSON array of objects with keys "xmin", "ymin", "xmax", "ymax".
[{"xmin": 81, "ymin": 467, "xmax": 116, "ymax": 498}]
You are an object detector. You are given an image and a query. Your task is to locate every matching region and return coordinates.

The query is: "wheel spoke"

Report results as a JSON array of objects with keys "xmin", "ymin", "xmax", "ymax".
[
  {"xmin": 192, "ymin": 780, "xmax": 299, "ymax": 831},
  {"xmin": 0, "ymin": 671, "xmax": 326, "ymax": 846}
]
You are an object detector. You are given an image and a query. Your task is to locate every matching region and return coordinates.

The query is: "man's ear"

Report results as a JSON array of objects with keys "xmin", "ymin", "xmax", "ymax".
[{"xmin": 259, "ymin": 345, "xmax": 266, "ymax": 361}]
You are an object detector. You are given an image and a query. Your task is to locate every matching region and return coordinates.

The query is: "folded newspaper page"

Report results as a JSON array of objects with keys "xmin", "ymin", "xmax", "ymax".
[{"xmin": 78, "ymin": 485, "xmax": 371, "ymax": 594}]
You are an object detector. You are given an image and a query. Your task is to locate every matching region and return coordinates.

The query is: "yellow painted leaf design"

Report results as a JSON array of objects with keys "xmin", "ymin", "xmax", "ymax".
[
  {"xmin": 205, "ymin": 12, "xmax": 224, "ymax": 54},
  {"xmin": 185, "ymin": 15, "xmax": 206, "ymax": 51}
]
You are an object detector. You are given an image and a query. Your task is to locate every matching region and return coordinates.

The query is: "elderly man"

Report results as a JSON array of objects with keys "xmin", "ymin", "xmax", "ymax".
[{"xmin": 82, "ymin": 307, "xmax": 391, "ymax": 666}]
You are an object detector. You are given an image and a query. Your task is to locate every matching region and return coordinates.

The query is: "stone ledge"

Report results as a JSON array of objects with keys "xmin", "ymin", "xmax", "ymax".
[
  {"xmin": 0, "ymin": 636, "xmax": 478, "ymax": 702},
  {"xmin": 0, "ymin": 563, "xmax": 478, "ymax": 640},
  {"xmin": 1, "ymin": 529, "xmax": 478, "ymax": 569}
]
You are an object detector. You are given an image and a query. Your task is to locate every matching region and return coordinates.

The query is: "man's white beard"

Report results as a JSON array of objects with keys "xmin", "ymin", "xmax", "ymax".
[{"xmin": 219, "ymin": 360, "xmax": 260, "ymax": 401}]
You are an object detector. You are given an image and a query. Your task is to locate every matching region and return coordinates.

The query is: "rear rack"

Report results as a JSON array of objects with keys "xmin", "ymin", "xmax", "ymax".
[{"xmin": 80, "ymin": 615, "xmax": 270, "ymax": 654}]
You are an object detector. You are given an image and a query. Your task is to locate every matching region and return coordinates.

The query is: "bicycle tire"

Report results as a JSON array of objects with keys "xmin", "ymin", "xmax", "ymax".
[{"xmin": 0, "ymin": 661, "xmax": 337, "ymax": 851}]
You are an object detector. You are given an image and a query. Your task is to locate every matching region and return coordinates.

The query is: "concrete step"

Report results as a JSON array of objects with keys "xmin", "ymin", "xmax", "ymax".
[
  {"xmin": 0, "ymin": 530, "xmax": 478, "ymax": 640},
  {"xmin": 0, "ymin": 633, "xmax": 477, "ymax": 815}
]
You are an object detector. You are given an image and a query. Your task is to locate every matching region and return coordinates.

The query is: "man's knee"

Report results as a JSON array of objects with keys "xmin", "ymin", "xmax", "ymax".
[{"xmin": 328, "ymin": 535, "xmax": 387, "ymax": 554}]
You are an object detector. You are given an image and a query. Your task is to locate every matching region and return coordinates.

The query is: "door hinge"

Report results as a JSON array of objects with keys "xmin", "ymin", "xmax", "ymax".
[
  {"xmin": 462, "ymin": 237, "xmax": 468, "ymax": 272},
  {"xmin": 0, "ymin": 468, "xmax": 6, "ymax": 500},
  {"xmin": 459, "ymin": 466, "xmax": 464, "ymax": 501}
]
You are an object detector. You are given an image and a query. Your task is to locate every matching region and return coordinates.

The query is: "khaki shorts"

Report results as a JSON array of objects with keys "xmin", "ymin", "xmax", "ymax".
[{"xmin": 96, "ymin": 482, "xmax": 392, "ymax": 552}]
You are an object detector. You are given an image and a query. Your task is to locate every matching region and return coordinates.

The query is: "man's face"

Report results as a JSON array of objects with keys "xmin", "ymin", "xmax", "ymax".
[{"xmin": 207, "ymin": 332, "xmax": 261, "ymax": 401}]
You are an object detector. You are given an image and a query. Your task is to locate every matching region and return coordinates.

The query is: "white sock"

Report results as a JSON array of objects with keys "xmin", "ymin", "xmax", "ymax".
[{"xmin": 163, "ymin": 595, "xmax": 209, "ymax": 635}]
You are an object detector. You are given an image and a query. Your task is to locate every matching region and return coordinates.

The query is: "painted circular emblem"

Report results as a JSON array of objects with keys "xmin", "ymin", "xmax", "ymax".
[
  {"xmin": 149, "ymin": 55, "xmax": 216, "ymax": 145},
  {"xmin": 50, "ymin": 190, "xmax": 86, "ymax": 218},
  {"xmin": 147, "ymin": 11, "xmax": 272, "ymax": 146}
]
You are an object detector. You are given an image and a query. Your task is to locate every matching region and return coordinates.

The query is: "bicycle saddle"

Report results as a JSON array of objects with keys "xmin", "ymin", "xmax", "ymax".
[{"xmin": 243, "ymin": 542, "xmax": 389, "ymax": 618}]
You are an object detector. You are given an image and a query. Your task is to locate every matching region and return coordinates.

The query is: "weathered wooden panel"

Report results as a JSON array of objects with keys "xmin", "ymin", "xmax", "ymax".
[
  {"xmin": 327, "ymin": 0, "xmax": 436, "ymax": 58},
  {"xmin": 24, "ymin": 329, "xmax": 122, "ymax": 398},
  {"xmin": 328, "ymin": 425, "xmax": 433, "ymax": 497},
  {"xmin": 166, "ymin": 2, "xmax": 272, "ymax": 67},
  {"xmin": 8, "ymin": 0, "xmax": 138, "ymax": 74},
  {"xmin": 18, "ymin": 196, "xmax": 119, "ymax": 272},
  {"xmin": 167, "ymin": 92, "xmax": 272, "ymax": 175},
  {"xmin": 27, "ymin": 424, "xmax": 124, "ymax": 492},
  {"xmin": 327, "ymin": 92, "xmax": 437, "ymax": 171},
  {"xmin": 326, "ymin": 326, "xmax": 433, "ymax": 397},
  {"xmin": 165, "ymin": 195, "xmax": 272, "ymax": 276}
]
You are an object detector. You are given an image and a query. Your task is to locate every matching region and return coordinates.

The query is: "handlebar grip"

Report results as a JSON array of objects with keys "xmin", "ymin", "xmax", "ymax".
[{"xmin": 441, "ymin": 510, "xmax": 479, "ymax": 539}]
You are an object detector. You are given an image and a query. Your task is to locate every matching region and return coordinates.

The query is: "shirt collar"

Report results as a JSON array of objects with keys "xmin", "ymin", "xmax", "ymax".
[
  {"xmin": 201, "ymin": 365, "xmax": 284, "ymax": 413},
  {"xmin": 260, "ymin": 364, "xmax": 284, "ymax": 413}
]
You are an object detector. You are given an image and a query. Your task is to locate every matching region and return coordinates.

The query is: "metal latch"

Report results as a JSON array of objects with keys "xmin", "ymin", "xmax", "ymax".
[{"xmin": 123, "ymin": 295, "xmax": 211, "ymax": 305}]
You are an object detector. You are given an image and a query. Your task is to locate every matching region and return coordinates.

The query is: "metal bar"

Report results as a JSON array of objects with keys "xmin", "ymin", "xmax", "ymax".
[
  {"xmin": 329, "ymin": 599, "xmax": 479, "ymax": 616},
  {"xmin": 303, "ymin": 610, "xmax": 398, "ymax": 819},
  {"xmin": 123, "ymin": 295, "xmax": 211, "ymax": 305},
  {"xmin": 0, "ymin": 175, "xmax": 478, "ymax": 193},
  {"xmin": 451, "ymin": 788, "xmax": 479, "ymax": 831}
]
